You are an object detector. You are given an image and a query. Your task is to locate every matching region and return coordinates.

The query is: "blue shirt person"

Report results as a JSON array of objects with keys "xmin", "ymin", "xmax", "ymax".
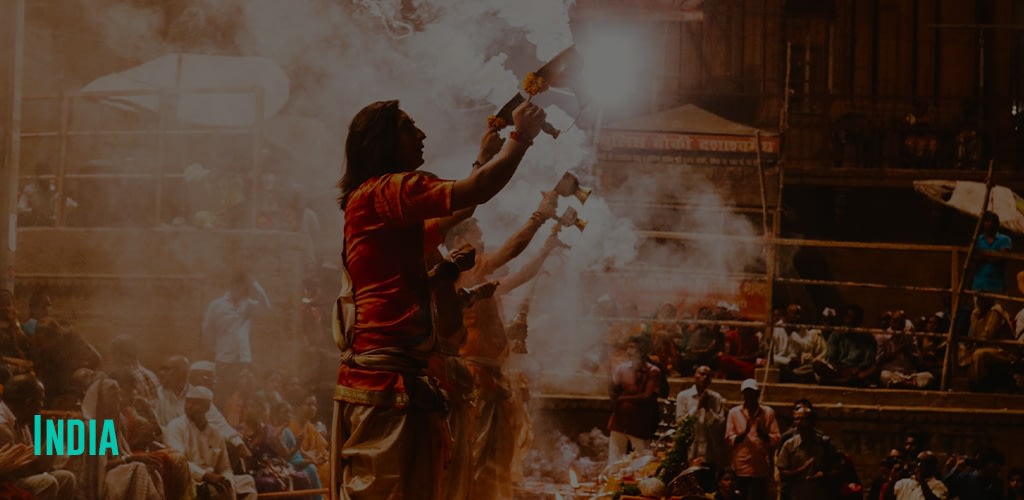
[{"xmin": 972, "ymin": 211, "xmax": 1012, "ymax": 293}]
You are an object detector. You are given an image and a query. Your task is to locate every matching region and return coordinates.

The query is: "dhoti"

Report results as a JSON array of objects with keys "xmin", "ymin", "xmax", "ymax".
[{"xmin": 331, "ymin": 401, "xmax": 443, "ymax": 500}]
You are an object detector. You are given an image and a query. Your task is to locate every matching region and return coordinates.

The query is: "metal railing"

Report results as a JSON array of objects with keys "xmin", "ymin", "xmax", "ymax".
[{"xmin": 18, "ymin": 86, "xmax": 267, "ymax": 228}]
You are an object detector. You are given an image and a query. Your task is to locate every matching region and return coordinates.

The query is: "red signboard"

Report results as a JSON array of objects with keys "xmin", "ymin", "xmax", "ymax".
[
  {"xmin": 573, "ymin": 0, "xmax": 704, "ymax": 21},
  {"xmin": 599, "ymin": 130, "xmax": 780, "ymax": 155}
]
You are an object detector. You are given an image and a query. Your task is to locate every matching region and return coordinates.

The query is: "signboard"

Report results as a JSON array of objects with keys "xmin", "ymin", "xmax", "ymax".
[
  {"xmin": 573, "ymin": 0, "xmax": 704, "ymax": 21},
  {"xmin": 599, "ymin": 130, "xmax": 780, "ymax": 155}
]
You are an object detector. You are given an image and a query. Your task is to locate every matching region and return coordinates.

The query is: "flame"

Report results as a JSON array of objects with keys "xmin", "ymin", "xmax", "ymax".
[{"xmin": 569, "ymin": 468, "xmax": 579, "ymax": 488}]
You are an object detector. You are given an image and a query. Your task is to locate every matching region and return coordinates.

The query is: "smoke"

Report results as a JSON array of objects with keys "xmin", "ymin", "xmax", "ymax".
[{"xmin": 64, "ymin": 0, "xmax": 761, "ymax": 397}]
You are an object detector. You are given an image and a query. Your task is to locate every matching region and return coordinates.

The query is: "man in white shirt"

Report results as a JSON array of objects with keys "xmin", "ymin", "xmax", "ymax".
[
  {"xmin": 202, "ymin": 272, "xmax": 270, "ymax": 400},
  {"xmin": 891, "ymin": 451, "xmax": 947, "ymax": 500},
  {"xmin": 155, "ymin": 358, "xmax": 252, "ymax": 463},
  {"xmin": 674, "ymin": 365, "xmax": 726, "ymax": 468},
  {"xmin": 164, "ymin": 386, "xmax": 257, "ymax": 500}
]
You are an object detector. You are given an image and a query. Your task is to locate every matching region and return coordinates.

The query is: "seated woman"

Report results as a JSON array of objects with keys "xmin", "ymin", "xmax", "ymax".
[
  {"xmin": 273, "ymin": 401, "xmax": 323, "ymax": 499},
  {"xmin": 288, "ymin": 395, "xmax": 329, "ymax": 494},
  {"xmin": 239, "ymin": 406, "xmax": 312, "ymax": 495}
]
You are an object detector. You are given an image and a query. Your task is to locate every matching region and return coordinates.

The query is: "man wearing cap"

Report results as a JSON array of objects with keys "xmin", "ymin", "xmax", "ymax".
[
  {"xmin": 155, "ymin": 358, "xmax": 251, "ymax": 463},
  {"xmin": 607, "ymin": 335, "xmax": 662, "ymax": 463},
  {"xmin": 675, "ymin": 365, "xmax": 726, "ymax": 469},
  {"xmin": 164, "ymin": 386, "xmax": 258, "ymax": 500},
  {"xmin": 726, "ymin": 378, "xmax": 781, "ymax": 500}
]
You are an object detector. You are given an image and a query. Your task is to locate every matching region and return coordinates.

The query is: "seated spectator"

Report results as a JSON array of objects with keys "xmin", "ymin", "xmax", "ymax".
[
  {"xmin": 944, "ymin": 447, "xmax": 1005, "ymax": 500},
  {"xmin": 289, "ymin": 394, "xmax": 330, "ymax": 488},
  {"xmin": 30, "ymin": 318, "xmax": 102, "ymax": 408},
  {"xmin": 79, "ymin": 377, "xmax": 165, "ymax": 500},
  {"xmin": 223, "ymin": 366, "xmax": 260, "ymax": 429},
  {"xmin": 649, "ymin": 303, "xmax": 682, "ymax": 375},
  {"xmin": 780, "ymin": 305, "xmax": 827, "ymax": 383},
  {"xmin": 717, "ymin": 325, "xmax": 760, "ymax": 381},
  {"xmin": 239, "ymin": 406, "xmax": 312, "ymax": 494},
  {"xmin": 887, "ymin": 451, "xmax": 948, "ymax": 500},
  {"xmin": 815, "ymin": 305, "xmax": 878, "ymax": 386},
  {"xmin": 0, "ymin": 290, "xmax": 30, "ymax": 360},
  {"xmin": 109, "ymin": 335, "xmax": 161, "ymax": 403},
  {"xmin": 1008, "ymin": 466, "xmax": 1024, "ymax": 500},
  {"xmin": 110, "ymin": 371, "xmax": 193, "ymax": 500},
  {"xmin": 0, "ymin": 375, "xmax": 76, "ymax": 500},
  {"xmin": 877, "ymin": 330, "xmax": 934, "ymax": 389},
  {"xmin": 20, "ymin": 291, "xmax": 51, "ymax": 337},
  {"xmin": 164, "ymin": 386, "xmax": 258, "ymax": 500},
  {"xmin": 961, "ymin": 296, "xmax": 1017, "ymax": 392},
  {"xmin": 714, "ymin": 469, "xmax": 741, "ymax": 500},
  {"xmin": 678, "ymin": 307, "xmax": 723, "ymax": 375},
  {"xmin": 274, "ymin": 401, "xmax": 323, "ymax": 498}
]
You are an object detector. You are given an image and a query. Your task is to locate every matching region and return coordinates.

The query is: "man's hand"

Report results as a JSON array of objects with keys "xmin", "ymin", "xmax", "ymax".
[
  {"xmin": 202, "ymin": 472, "xmax": 230, "ymax": 493},
  {"xmin": 477, "ymin": 129, "xmax": 504, "ymax": 165},
  {"xmin": 512, "ymin": 101, "xmax": 546, "ymax": 142},
  {"xmin": 0, "ymin": 443, "xmax": 35, "ymax": 476},
  {"xmin": 235, "ymin": 443, "xmax": 252, "ymax": 460},
  {"xmin": 536, "ymin": 191, "xmax": 558, "ymax": 220}
]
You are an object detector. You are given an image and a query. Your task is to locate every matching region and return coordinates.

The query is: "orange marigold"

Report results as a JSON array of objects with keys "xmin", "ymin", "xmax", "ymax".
[
  {"xmin": 522, "ymin": 72, "xmax": 549, "ymax": 96},
  {"xmin": 487, "ymin": 115, "xmax": 508, "ymax": 130}
]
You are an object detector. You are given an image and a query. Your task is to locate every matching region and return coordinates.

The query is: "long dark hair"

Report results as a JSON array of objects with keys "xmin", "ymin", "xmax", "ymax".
[{"xmin": 337, "ymin": 100, "xmax": 403, "ymax": 207}]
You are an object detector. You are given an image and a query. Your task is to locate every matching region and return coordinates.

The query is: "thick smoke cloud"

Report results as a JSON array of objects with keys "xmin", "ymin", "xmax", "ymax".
[{"xmin": 72, "ymin": 0, "xmax": 761, "ymax": 389}]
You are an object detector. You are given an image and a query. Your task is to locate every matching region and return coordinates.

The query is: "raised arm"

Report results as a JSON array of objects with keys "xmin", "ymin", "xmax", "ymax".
[
  {"xmin": 434, "ymin": 128, "xmax": 506, "ymax": 234},
  {"xmin": 495, "ymin": 230, "xmax": 566, "ymax": 292},
  {"xmin": 450, "ymin": 101, "xmax": 546, "ymax": 210}
]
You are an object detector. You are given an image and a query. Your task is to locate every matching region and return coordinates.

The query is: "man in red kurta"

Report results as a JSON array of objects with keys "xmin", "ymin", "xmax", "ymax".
[{"xmin": 331, "ymin": 99, "xmax": 546, "ymax": 500}]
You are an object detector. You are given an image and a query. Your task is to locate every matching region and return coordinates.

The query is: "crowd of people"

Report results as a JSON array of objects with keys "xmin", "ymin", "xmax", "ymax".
[
  {"xmin": 590, "ymin": 292, "xmax": 1023, "ymax": 394},
  {"xmin": 0, "ymin": 281, "xmax": 336, "ymax": 499},
  {"xmin": 607, "ymin": 352, "xmax": 1024, "ymax": 500}
]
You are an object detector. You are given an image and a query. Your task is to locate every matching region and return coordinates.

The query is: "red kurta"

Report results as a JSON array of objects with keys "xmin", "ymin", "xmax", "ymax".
[{"xmin": 335, "ymin": 172, "xmax": 454, "ymax": 405}]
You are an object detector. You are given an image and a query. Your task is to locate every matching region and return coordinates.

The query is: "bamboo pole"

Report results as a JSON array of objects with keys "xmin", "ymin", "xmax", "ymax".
[
  {"xmin": 775, "ymin": 277, "xmax": 950, "ymax": 293},
  {"xmin": 756, "ymin": 130, "xmax": 769, "ymax": 236},
  {"xmin": 940, "ymin": 160, "xmax": 995, "ymax": 390},
  {"xmin": 588, "ymin": 316, "xmax": 1022, "ymax": 351}
]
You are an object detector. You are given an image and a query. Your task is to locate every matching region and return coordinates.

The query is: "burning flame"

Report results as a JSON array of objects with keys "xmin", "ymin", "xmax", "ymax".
[{"xmin": 569, "ymin": 468, "xmax": 579, "ymax": 488}]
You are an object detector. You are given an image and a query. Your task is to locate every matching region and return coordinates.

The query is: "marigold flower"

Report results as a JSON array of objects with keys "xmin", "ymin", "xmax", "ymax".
[
  {"xmin": 522, "ymin": 72, "xmax": 549, "ymax": 96},
  {"xmin": 487, "ymin": 115, "xmax": 507, "ymax": 130}
]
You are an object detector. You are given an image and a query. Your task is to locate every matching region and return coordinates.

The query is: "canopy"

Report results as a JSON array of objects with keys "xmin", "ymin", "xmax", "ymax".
[
  {"xmin": 914, "ymin": 180, "xmax": 1024, "ymax": 235},
  {"xmin": 81, "ymin": 53, "xmax": 290, "ymax": 127}
]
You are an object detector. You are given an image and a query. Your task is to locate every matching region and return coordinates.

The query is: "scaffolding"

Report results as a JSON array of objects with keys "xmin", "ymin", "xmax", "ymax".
[{"xmin": 17, "ymin": 85, "xmax": 268, "ymax": 228}]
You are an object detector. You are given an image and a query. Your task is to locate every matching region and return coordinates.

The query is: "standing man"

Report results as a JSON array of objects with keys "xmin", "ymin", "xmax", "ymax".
[
  {"xmin": 331, "ymin": 99, "xmax": 546, "ymax": 500},
  {"xmin": 725, "ymin": 378, "xmax": 781, "ymax": 500},
  {"xmin": 971, "ymin": 211, "xmax": 1012, "ymax": 294},
  {"xmin": 201, "ymin": 272, "xmax": 270, "ymax": 402},
  {"xmin": 777, "ymin": 399, "xmax": 841, "ymax": 500},
  {"xmin": 675, "ymin": 365, "xmax": 726, "ymax": 469},
  {"xmin": 607, "ymin": 335, "xmax": 662, "ymax": 463}
]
